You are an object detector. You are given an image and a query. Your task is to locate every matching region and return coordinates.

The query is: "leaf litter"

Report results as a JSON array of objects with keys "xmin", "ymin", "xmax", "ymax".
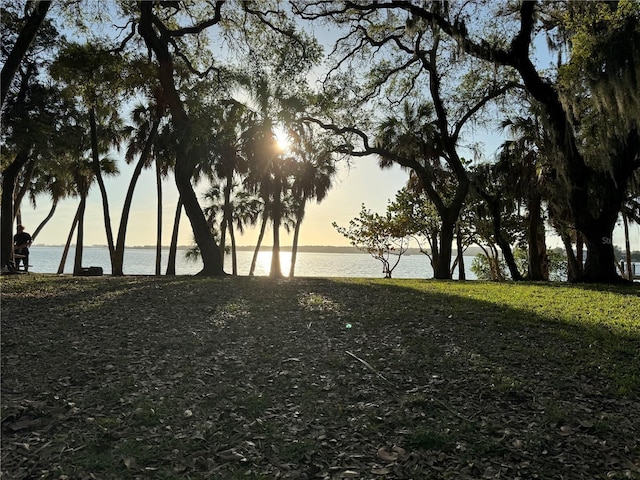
[{"xmin": 1, "ymin": 275, "xmax": 639, "ymax": 479}]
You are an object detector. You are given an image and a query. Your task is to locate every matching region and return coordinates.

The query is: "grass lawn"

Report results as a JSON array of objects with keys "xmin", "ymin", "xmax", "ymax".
[{"xmin": 1, "ymin": 275, "xmax": 639, "ymax": 479}]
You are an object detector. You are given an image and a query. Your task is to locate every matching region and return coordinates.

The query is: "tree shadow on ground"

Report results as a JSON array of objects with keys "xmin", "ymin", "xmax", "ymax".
[{"xmin": 1, "ymin": 275, "xmax": 638, "ymax": 479}]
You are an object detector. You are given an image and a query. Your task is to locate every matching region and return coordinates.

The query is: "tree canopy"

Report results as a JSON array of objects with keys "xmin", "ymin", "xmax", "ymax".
[{"xmin": 1, "ymin": 0, "xmax": 637, "ymax": 283}]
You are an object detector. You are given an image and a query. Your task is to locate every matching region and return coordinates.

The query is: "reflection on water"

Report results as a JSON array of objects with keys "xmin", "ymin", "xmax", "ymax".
[
  {"xmin": 26, "ymin": 246, "xmax": 477, "ymax": 280},
  {"xmin": 254, "ymin": 250, "xmax": 291, "ymax": 276}
]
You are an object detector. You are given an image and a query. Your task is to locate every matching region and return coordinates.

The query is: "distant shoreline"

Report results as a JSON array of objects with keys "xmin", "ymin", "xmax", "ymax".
[
  {"xmin": 34, "ymin": 244, "xmax": 363, "ymax": 253},
  {"xmin": 32, "ymin": 244, "xmax": 486, "ymax": 256}
]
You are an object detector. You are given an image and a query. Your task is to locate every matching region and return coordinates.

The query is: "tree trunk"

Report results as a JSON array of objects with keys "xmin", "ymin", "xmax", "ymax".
[
  {"xmin": 430, "ymin": 229, "xmax": 440, "ymax": 275},
  {"xmin": 384, "ymin": 259, "xmax": 392, "ymax": 278},
  {"xmin": 176, "ymin": 166, "xmax": 224, "ymax": 275},
  {"xmin": 89, "ymin": 107, "xmax": 116, "ymax": 266},
  {"xmin": 577, "ymin": 213, "xmax": 624, "ymax": 283},
  {"xmin": 13, "ymin": 158, "xmax": 36, "ymax": 222},
  {"xmin": 560, "ymin": 231, "xmax": 580, "ymax": 282},
  {"xmin": 112, "ymin": 149, "xmax": 146, "ymax": 275},
  {"xmin": 166, "ymin": 198, "xmax": 182, "ymax": 276},
  {"xmin": 32, "ymin": 198, "xmax": 57, "ymax": 241},
  {"xmin": 1, "ymin": 1, "xmax": 51, "ymax": 108},
  {"xmin": 580, "ymin": 236, "xmax": 619, "ymax": 283},
  {"xmin": 538, "ymin": 230, "xmax": 549, "ymax": 281},
  {"xmin": 497, "ymin": 236, "xmax": 522, "ymax": 282},
  {"xmin": 497, "ymin": 237, "xmax": 522, "ymax": 281},
  {"xmin": 270, "ymin": 187, "xmax": 283, "ymax": 278},
  {"xmin": 570, "ymin": 182, "xmax": 627, "ymax": 283},
  {"xmin": 412, "ymin": 150, "xmax": 468, "ymax": 279},
  {"xmin": 112, "ymin": 116, "xmax": 160, "ymax": 276},
  {"xmin": 425, "ymin": 45, "xmax": 471, "ymax": 279},
  {"xmin": 435, "ymin": 215, "xmax": 455, "ymax": 279},
  {"xmin": 289, "ymin": 219, "xmax": 302, "ymax": 278},
  {"xmin": 228, "ymin": 215, "xmax": 238, "ymax": 275},
  {"xmin": 289, "ymin": 202, "xmax": 306, "ymax": 278},
  {"xmin": 220, "ymin": 175, "xmax": 233, "ymax": 270},
  {"xmin": 576, "ymin": 231, "xmax": 584, "ymax": 272},
  {"xmin": 219, "ymin": 217, "xmax": 227, "ymax": 271},
  {"xmin": 527, "ymin": 194, "xmax": 547, "ymax": 281},
  {"xmin": 138, "ymin": 4, "xmax": 223, "ymax": 276},
  {"xmin": 1, "ymin": 149, "xmax": 29, "ymax": 271},
  {"xmin": 249, "ymin": 215, "xmax": 268, "ymax": 276},
  {"xmin": 456, "ymin": 223, "xmax": 465, "ymax": 280},
  {"xmin": 58, "ymin": 203, "xmax": 80, "ymax": 274},
  {"xmin": 492, "ymin": 244, "xmax": 506, "ymax": 281},
  {"xmin": 484, "ymin": 191, "xmax": 523, "ymax": 281},
  {"xmin": 73, "ymin": 194, "xmax": 87, "ymax": 276},
  {"xmin": 155, "ymin": 158, "xmax": 163, "ymax": 276},
  {"xmin": 570, "ymin": 173, "xmax": 627, "ymax": 282},
  {"xmin": 623, "ymin": 213, "xmax": 632, "ymax": 281}
]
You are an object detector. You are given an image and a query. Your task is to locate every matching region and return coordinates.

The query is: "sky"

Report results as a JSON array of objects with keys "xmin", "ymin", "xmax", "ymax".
[
  {"xmin": 18, "ymin": 145, "xmax": 639, "ymax": 251},
  {"xmin": 17, "ymin": 5, "xmax": 415, "ymax": 249},
  {"xmin": 19, "ymin": 152, "xmax": 411, "ymax": 248}
]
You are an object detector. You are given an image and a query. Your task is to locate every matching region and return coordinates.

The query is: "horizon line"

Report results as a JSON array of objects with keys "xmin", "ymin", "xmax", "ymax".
[{"xmin": 32, "ymin": 244, "xmax": 364, "ymax": 250}]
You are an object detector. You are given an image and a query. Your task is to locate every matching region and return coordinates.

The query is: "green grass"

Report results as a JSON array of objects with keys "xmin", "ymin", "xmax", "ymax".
[
  {"xmin": 1, "ymin": 274, "xmax": 639, "ymax": 479},
  {"xmin": 355, "ymin": 278, "xmax": 639, "ymax": 335}
]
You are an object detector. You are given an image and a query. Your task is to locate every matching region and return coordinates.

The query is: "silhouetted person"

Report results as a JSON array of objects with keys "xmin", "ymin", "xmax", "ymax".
[{"xmin": 13, "ymin": 225, "xmax": 32, "ymax": 272}]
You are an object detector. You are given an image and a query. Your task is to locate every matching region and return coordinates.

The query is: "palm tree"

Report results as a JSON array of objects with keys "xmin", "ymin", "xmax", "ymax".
[
  {"xmin": 288, "ymin": 126, "xmax": 336, "ymax": 277},
  {"xmin": 268, "ymin": 156, "xmax": 296, "ymax": 278},
  {"xmin": 166, "ymin": 198, "xmax": 183, "ymax": 276},
  {"xmin": 202, "ymin": 185, "xmax": 224, "ymax": 233},
  {"xmin": 153, "ymin": 149, "xmax": 167, "ymax": 276},
  {"xmin": 230, "ymin": 191, "xmax": 262, "ymax": 274},
  {"xmin": 28, "ymin": 157, "xmax": 76, "ymax": 242},
  {"xmin": 240, "ymin": 76, "xmax": 315, "ymax": 277},
  {"xmin": 112, "ymin": 101, "xmax": 164, "ymax": 275},
  {"xmin": 57, "ymin": 155, "xmax": 118, "ymax": 275},
  {"xmin": 202, "ymin": 182, "xmax": 262, "ymax": 275},
  {"xmin": 57, "ymin": 206, "xmax": 80, "ymax": 275},
  {"xmin": 89, "ymin": 106, "xmax": 126, "ymax": 269},
  {"xmin": 244, "ymin": 150, "xmax": 292, "ymax": 278},
  {"xmin": 469, "ymin": 162, "xmax": 525, "ymax": 281},
  {"xmin": 70, "ymin": 161, "xmax": 92, "ymax": 276},
  {"xmin": 497, "ymin": 115, "xmax": 555, "ymax": 281},
  {"xmin": 241, "ymin": 79, "xmax": 290, "ymax": 278},
  {"xmin": 151, "ymin": 120, "xmax": 181, "ymax": 276},
  {"xmin": 207, "ymin": 100, "xmax": 250, "ymax": 271},
  {"xmin": 50, "ymin": 43, "xmax": 128, "ymax": 271},
  {"xmin": 248, "ymin": 201, "xmax": 270, "ymax": 277}
]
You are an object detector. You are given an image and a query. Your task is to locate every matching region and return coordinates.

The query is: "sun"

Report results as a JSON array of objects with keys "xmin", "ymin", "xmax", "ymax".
[{"xmin": 273, "ymin": 126, "xmax": 291, "ymax": 153}]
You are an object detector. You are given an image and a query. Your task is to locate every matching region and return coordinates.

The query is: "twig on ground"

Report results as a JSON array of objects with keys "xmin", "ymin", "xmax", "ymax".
[{"xmin": 345, "ymin": 350, "xmax": 396, "ymax": 387}]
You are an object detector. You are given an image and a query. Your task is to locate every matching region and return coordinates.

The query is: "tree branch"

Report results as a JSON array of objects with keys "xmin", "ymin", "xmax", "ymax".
[
  {"xmin": 165, "ymin": 1, "xmax": 225, "ymax": 36},
  {"xmin": 302, "ymin": 116, "xmax": 447, "ymax": 213},
  {"xmin": 452, "ymin": 82, "xmax": 520, "ymax": 140},
  {"xmin": 110, "ymin": 20, "xmax": 137, "ymax": 54},
  {"xmin": 1, "ymin": 0, "xmax": 52, "ymax": 108}
]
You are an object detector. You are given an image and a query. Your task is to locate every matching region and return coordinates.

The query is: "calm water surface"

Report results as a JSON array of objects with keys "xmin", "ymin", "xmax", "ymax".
[{"xmin": 25, "ymin": 246, "xmax": 477, "ymax": 279}]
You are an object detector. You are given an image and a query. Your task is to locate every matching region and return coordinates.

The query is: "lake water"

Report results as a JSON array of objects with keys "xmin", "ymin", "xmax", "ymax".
[{"xmin": 24, "ymin": 246, "xmax": 478, "ymax": 279}]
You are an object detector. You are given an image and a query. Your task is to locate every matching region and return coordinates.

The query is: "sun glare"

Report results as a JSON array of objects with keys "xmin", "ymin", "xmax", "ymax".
[
  {"xmin": 274, "ymin": 126, "xmax": 291, "ymax": 153},
  {"xmin": 257, "ymin": 250, "xmax": 292, "ymax": 276}
]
